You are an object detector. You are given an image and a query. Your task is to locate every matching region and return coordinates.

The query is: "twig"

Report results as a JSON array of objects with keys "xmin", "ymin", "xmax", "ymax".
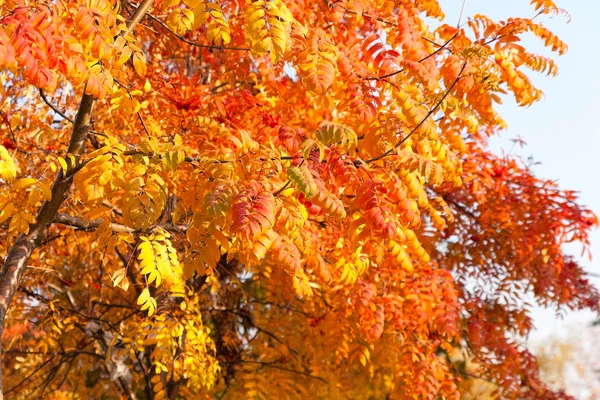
[
  {"xmin": 53, "ymin": 213, "xmax": 187, "ymax": 234},
  {"xmin": 367, "ymin": 32, "xmax": 458, "ymax": 81},
  {"xmin": 327, "ymin": 1, "xmax": 454, "ymax": 53},
  {"xmin": 0, "ymin": 111, "xmax": 17, "ymax": 144},
  {"xmin": 249, "ymin": 300, "xmax": 318, "ymax": 318},
  {"xmin": 4, "ymin": 357, "xmax": 53, "ymax": 395},
  {"xmin": 39, "ymin": 89, "xmax": 74, "ymax": 124},
  {"xmin": 223, "ymin": 359, "xmax": 328, "ymax": 384},
  {"xmin": 363, "ymin": 62, "xmax": 468, "ymax": 164},
  {"xmin": 457, "ymin": 0, "xmax": 468, "ymax": 28},
  {"xmin": 145, "ymin": 12, "xmax": 250, "ymax": 51},
  {"xmin": 114, "ymin": 78, "xmax": 151, "ymax": 136},
  {"xmin": 273, "ymin": 180, "xmax": 291, "ymax": 196}
]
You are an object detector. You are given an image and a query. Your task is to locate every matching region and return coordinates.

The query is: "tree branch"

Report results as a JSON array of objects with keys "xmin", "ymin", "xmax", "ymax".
[
  {"xmin": 362, "ymin": 62, "xmax": 468, "ymax": 164},
  {"xmin": 53, "ymin": 213, "xmax": 188, "ymax": 233},
  {"xmin": 222, "ymin": 359, "xmax": 328, "ymax": 384},
  {"xmin": 39, "ymin": 89, "xmax": 74, "ymax": 124}
]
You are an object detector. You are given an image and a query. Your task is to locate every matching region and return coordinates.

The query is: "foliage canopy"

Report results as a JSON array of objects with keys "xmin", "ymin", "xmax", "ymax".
[{"xmin": 0, "ymin": 0, "xmax": 598, "ymax": 398}]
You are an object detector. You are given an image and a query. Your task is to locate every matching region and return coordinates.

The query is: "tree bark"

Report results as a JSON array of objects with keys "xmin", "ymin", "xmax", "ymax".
[{"xmin": 0, "ymin": 1, "xmax": 154, "ymax": 396}]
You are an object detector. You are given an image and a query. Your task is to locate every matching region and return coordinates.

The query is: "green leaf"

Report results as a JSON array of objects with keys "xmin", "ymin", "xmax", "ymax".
[{"xmin": 287, "ymin": 165, "xmax": 318, "ymax": 198}]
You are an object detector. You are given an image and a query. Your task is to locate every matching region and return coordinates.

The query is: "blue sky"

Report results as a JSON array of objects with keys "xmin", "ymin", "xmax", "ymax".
[{"xmin": 437, "ymin": 0, "xmax": 600, "ymax": 342}]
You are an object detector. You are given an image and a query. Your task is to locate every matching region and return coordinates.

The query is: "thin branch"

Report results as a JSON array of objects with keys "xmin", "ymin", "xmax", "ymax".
[
  {"xmin": 115, "ymin": 247, "xmax": 142, "ymax": 295},
  {"xmin": 205, "ymin": 307, "xmax": 286, "ymax": 345},
  {"xmin": 457, "ymin": 0, "xmax": 468, "ymax": 28},
  {"xmin": 274, "ymin": 159, "xmax": 303, "ymax": 196},
  {"xmin": 39, "ymin": 89, "xmax": 74, "ymax": 124},
  {"xmin": 145, "ymin": 12, "xmax": 250, "ymax": 51},
  {"xmin": 114, "ymin": 78, "xmax": 151, "ymax": 136},
  {"xmin": 4, "ymin": 357, "xmax": 53, "ymax": 395},
  {"xmin": 53, "ymin": 212, "xmax": 187, "ymax": 233},
  {"xmin": 0, "ymin": 111, "xmax": 17, "ymax": 144},
  {"xmin": 366, "ymin": 32, "xmax": 458, "ymax": 81},
  {"xmin": 454, "ymin": 367, "xmax": 500, "ymax": 388},
  {"xmin": 91, "ymin": 300, "xmax": 135, "ymax": 310},
  {"xmin": 223, "ymin": 359, "xmax": 328, "ymax": 384},
  {"xmin": 53, "ymin": 213, "xmax": 135, "ymax": 233},
  {"xmin": 426, "ymin": 187, "xmax": 478, "ymax": 220},
  {"xmin": 249, "ymin": 300, "xmax": 318, "ymax": 318},
  {"xmin": 273, "ymin": 180, "xmax": 291, "ymax": 196},
  {"xmin": 46, "ymin": 356, "xmax": 76, "ymax": 395},
  {"xmin": 5, "ymin": 349, "xmax": 101, "ymax": 358},
  {"xmin": 327, "ymin": 2, "xmax": 453, "ymax": 53},
  {"xmin": 363, "ymin": 62, "xmax": 468, "ymax": 164}
]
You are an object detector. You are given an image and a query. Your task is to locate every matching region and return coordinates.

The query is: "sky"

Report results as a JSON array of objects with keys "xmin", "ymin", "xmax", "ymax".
[{"xmin": 435, "ymin": 0, "xmax": 600, "ymax": 343}]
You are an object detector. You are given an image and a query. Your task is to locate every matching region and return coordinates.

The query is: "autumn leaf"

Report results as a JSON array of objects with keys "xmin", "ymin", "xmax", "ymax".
[{"xmin": 0, "ymin": 145, "xmax": 17, "ymax": 182}]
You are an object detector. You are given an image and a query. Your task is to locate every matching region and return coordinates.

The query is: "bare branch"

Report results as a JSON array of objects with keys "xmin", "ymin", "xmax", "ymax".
[
  {"xmin": 39, "ymin": 89, "xmax": 74, "ymax": 124},
  {"xmin": 53, "ymin": 213, "xmax": 188, "ymax": 233}
]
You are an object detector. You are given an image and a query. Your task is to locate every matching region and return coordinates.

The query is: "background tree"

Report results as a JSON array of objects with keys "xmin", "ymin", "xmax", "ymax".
[
  {"xmin": 534, "ymin": 323, "xmax": 600, "ymax": 399},
  {"xmin": 0, "ymin": 0, "xmax": 597, "ymax": 398}
]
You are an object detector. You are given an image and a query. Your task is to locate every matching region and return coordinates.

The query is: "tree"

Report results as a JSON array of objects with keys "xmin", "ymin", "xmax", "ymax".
[
  {"xmin": 534, "ymin": 324, "xmax": 600, "ymax": 399},
  {"xmin": 0, "ymin": 0, "xmax": 597, "ymax": 397}
]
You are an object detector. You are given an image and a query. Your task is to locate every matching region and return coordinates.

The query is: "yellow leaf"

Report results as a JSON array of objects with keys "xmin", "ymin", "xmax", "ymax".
[
  {"xmin": 111, "ymin": 268, "xmax": 130, "ymax": 291},
  {"xmin": 359, "ymin": 353, "xmax": 367, "ymax": 367},
  {"xmin": 57, "ymin": 157, "xmax": 68, "ymax": 172},
  {"xmin": 9, "ymin": 211, "xmax": 34, "ymax": 235},
  {"xmin": 0, "ymin": 145, "xmax": 17, "ymax": 182},
  {"xmin": 13, "ymin": 177, "xmax": 37, "ymax": 190},
  {"xmin": 38, "ymin": 182, "xmax": 52, "ymax": 200},
  {"xmin": 133, "ymin": 52, "xmax": 147, "ymax": 76},
  {"xmin": 137, "ymin": 288, "xmax": 150, "ymax": 305},
  {"xmin": 0, "ymin": 202, "xmax": 15, "ymax": 224}
]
